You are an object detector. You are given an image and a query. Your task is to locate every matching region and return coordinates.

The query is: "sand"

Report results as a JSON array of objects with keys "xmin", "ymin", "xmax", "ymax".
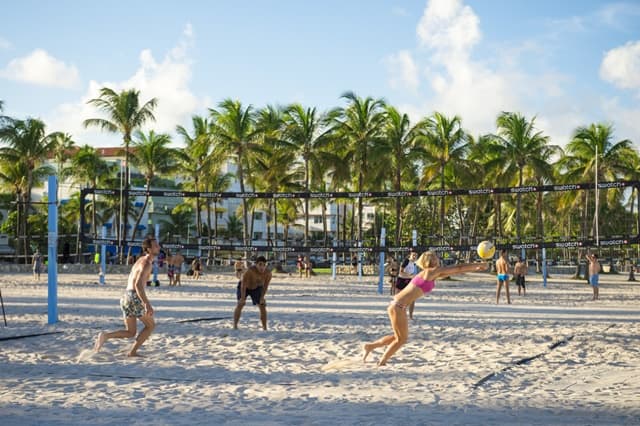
[{"xmin": 1, "ymin": 269, "xmax": 639, "ymax": 425}]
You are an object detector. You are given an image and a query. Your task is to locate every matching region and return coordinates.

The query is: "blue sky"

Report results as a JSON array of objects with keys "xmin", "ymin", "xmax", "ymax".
[{"xmin": 1, "ymin": 0, "xmax": 639, "ymax": 148}]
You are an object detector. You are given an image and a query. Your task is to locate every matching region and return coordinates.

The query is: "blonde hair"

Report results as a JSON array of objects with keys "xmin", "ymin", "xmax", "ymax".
[{"xmin": 415, "ymin": 251, "xmax": 438, "ymax": 270}]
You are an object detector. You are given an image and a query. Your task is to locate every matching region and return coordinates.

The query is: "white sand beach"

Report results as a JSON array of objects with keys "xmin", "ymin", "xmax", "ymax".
[{"xmin": 1, "ymin": 269, "xmax": 639, "ymax": 425}]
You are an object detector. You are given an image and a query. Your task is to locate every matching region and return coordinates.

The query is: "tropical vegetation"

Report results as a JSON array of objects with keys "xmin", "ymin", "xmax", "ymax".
[{"xmin": 1, "ymin": 89, "xmax": 639, "ymax": 271}]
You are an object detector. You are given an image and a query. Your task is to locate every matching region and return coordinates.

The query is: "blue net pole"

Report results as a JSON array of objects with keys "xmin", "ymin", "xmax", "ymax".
[
  {"xmin": 378, "ymin": 228, "xmax": 386, "ymax": 294},
  {"xmin": 99, "ymin": 226, "xmax": 106, "ymax": 285},
  {"xmin": 47, "ymin": 176, "xmax": 58, "ymax": 324}
]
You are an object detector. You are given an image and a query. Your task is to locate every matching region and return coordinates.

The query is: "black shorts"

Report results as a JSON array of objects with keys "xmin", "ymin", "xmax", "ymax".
[
  {"xmin": 396, "ymin": 277, "xmax": 412, "ymax": 290},
  {"xmin": 236, "ymin": 281, "xmax": 264, "ymax": 305},
  {"xmin": 516, "ymin": 275, "xmax": 526, "ymax": 288}
]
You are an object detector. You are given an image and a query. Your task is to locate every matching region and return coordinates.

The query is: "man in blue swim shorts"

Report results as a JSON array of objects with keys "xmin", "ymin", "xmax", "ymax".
[
  {"xmin": 495, "ymin": 249, "xmax": 511, "ymax": 304},
  {"xmin": 586, "ymin": 253, "xmax": 601, "ymax": 300}
]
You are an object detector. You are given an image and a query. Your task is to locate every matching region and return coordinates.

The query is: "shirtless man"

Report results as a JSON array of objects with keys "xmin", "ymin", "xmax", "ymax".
[
  {"xmin": 514, "ymin": 257, "xmax": 527, "ymax": 296},
  {"xmin": 170, "ymin": 250, "xmax": 185, "ymax": 286},
  {"xmin": 166, "ymin": 251, "xmax": 175, "ymax": 286},
  {"xmin": 233, "ymin": 255, "xmax": 272, "ymax": 330},
  {"xmin": 234, "ymin": 258, "xmax": 247, "ymax": 280},
  {"xmin": 495, "ymin": 249, "xmax": 511, "ymax": 304},
  {"xmin": 586, "ymin": 253, "xmax": 601, "ymax": 300},
  {"xmin": 94, "ymin": 235, "xmax": 158, "ymax": 357}
]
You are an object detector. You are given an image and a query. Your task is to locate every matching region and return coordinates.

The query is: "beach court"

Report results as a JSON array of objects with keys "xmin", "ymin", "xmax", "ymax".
[{"xmin": 1, "ymin": 270, "xmax": 639, "ymax": 425}]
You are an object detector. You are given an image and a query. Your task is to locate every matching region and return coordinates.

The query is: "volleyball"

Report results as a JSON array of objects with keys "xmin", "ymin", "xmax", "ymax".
[{"xmin": 477, "ymin": 241, "xmax": 496, "ymax": 259}]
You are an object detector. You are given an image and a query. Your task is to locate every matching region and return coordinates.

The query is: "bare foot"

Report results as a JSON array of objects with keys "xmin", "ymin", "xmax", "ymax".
[
  {"xmin": 127, "ymin": 351, "xmax": 144, "ymax": 357},
  {"xmin": 94, "ymin": 332, "xmax": 106, "ymax": 352},
  {"xmin": 377, "ymin": 360, "xmax": 387, "ymax": 367},
  {"xmin": 362, "ymin": 344, "xmax": 374, "ymax": 362}
]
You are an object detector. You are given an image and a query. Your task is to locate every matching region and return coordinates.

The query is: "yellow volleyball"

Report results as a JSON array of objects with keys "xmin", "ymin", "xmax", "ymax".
[{"xmin": 477, "ymin": 240, "xmax": 496, "ymax": 259}]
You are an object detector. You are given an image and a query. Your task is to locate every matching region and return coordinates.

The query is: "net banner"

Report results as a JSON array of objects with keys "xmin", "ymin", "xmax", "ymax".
[
  {"xmin": 86, "ymin": 236, "xmax": 640, "ymax": 254},
  {"xmin": 82, "ymin": 180, "xmax": 638, "ymax": 200}
]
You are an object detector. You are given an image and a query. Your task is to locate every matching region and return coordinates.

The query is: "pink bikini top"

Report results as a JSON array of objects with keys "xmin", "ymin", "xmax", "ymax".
[{"xmin": 411, "ymin": 275, "xmax": 435, "ymax": 294}]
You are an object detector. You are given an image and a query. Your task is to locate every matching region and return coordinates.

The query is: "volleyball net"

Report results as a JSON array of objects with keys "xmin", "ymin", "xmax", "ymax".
[{"xmin": 79, "ymin": 179, "xmax": 640, "ymax": 258}]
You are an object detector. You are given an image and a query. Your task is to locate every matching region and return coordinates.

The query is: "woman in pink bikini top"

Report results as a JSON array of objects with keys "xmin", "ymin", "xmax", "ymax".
[{"xmin": 363, "ymin": 251, "xmax": 488, "ymax": 366}]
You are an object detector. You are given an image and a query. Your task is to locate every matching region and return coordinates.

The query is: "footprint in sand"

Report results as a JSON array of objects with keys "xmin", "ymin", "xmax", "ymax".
[
  {"xmin": 76, "ymin": 349, "xmax": 97, "ymax": 363},
  {"xmin": 321, "ymin": 358, "xmax": 363, "ymax": 371}
]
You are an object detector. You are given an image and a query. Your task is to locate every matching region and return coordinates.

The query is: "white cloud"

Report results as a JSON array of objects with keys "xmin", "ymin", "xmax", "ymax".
[
  {"xmin": 416, "ymin": 0, "xmax": 480, "ymax": 55},
  {"xmin": 384, "ymin": 50, "xmax": 419, "ymax": 90},
  {"xmin": 600, "ymin": 40, "xmax": 640, "ymax": 89},
  {"xmin": 47, "ymin": 24, "xmax": 207, "ymax": 147},
  {"xmin": 0, "ymin": 49, "xmax": 80, "ymax": 88},
  {"xmin": 392, "ymin": 0, "xmax": 520, "ymax": 136},
  {"xmin": 385, "ymin": 0, "xmax": 629, "ymax": 147},
  {"xmin": 601, "ymin": 97, "xmax": 640, "ymax": 143}
]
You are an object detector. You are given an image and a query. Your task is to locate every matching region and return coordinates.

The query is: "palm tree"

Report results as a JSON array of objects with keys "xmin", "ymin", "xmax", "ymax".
[
  {"xmin": 209, "ymin": 99, "xmax": 260, "ymax": 245},
  {"xmin": 560, "ymin": 123, "xmax": 633, "ymax": 235},
  {"xmin": 252, "ymin": 134, "xmax": 304, "ymax": 248},
  {"xmin": 51, "ymin": 132, "xmax": 76, "ymax": 205},
  {"xmin": 158, "ymin": 204, "xmax": 194, "ymax": 244},
  {"xmin": 176, "ymin": 116, "xmax": 212, "ymax": 236},
  {"xmin": 224, "ymin": 213, "xmax": 243, "ymax": 240},
  {"xmin": 489, "ymin": 112, "xmax": 552, "ymax": 243},
  {"xmin": 128, "ymin": 130, "xmax": 176, "ymax": 254},
  {"xmin": 0, "ymin": 161, "xmax": 28, "ymax": 256},
  {"xmin": 83, "ymin": 87, "xmax": 157, "ymax": 258},
  {"xmin": 418, "ymin": 112, "xmax": 470, "ymax": 244},
  {"xmin": 330, "ymin": 92, "xmax": 386, "ymax": 243},
  {"xmin": 203, "ymin": 171, "xmax": 234, "ymax": 263},
  {"xmin": 621, "ymin": 150, "xmax": 640, "ymax": 241},
  {"xmin": 283, "ymin": 104, "xmax": 332, "ymax": 246},
  {"xmin": 377, "ymin": 106, "xmax": 423, "ymax": 245},
  {"xmin": 0, "ymin": 100, "xmax": 9, "ymax": 125},
  {"xmin": 0, "ymin": 118, "xmax": 56, "ymax": 262},
  {"xmin": 69, "ymin": 145, "xmax": 111, "ymax": 239},
  {"xmin": 557, "ymin": 122, "xmax": 633, "ymax": 275}
]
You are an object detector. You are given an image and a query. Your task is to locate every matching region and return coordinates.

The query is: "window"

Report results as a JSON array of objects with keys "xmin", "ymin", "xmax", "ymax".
[
  {"xmin": 254, "ymin": 212, "xmax": 263, "ymax": 220},
  {"xmin": 313, "ymin": 216, "xmax": 323, "ymax": 224},
  {"xmin": 253, "ymin": 232, "xmax": 263, "ymax": 240}
]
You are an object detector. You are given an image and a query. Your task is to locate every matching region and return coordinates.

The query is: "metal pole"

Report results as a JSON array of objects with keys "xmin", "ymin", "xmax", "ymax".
[
  {"xmin": 542, "ymin": 247, "xmax": 547, "ymax": 288},
  {"xmin": 357, "ymin": 241, "xmax": 362, "ymax": 281},
  {"xmin": 47, "ymin": 176, "xmax": 59, "ymax": 324},
  {"xmin": 0, "ymin": 289, "xmax": 7, "ymax": 326},
  {"xmin": 595, "ymin": 145, "xmax": 599, "ymax": 246},
  {"xmin": 331, "ymin": 240, "xmax": 337, "ymax": 281},
  {"xmin": 99, "ymin": 225, "xmax": 106, "ymax": 285},
  {"xmin": 378, "ymin": 227, "xmax": 386, "ymax": 295},
  {"xmin": 153, "ymin": 224, "xmax": 160, "ymax": 284},
  {"xmin": 119, "ymin": 160, "xmax": 124, "ymax": 263}
]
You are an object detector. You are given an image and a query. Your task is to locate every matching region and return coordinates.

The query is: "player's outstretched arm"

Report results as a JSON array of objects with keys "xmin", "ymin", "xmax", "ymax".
[{"xmin": 438, "ymin": 262, "xmax": 488, "ymax": 279}]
